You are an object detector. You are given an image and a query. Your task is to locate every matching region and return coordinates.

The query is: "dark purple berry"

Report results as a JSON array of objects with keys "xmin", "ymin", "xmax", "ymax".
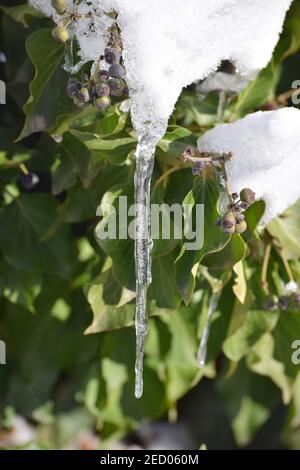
[
  {"xmin": 236, "ymin": 213, "xmax": 245, "ymax": 223},
  {"xmin": 232, "ymin": 192, "xmax": 239, "ymax": 201},
  {"xmin": 264, "ymin": 297, "xmax": 278, "ymax": 312},
  {"xmin": 241, "ymin": 202, "xmax": 249, "ymax": 210},
  {"xmin": 104, "ymin": 47, "xmax": 120, "ymax": 65},
  {"xmin": 17, "ymin": 172, "xmax": 39, "ymax": 190},
  {"xmin": 221, "ymin": 211, "xmax": 236, "ymax": 234},
  {"xmin": 279, "ymin": 296, "xmax": 289, "ymax": 311},
  {"xmin": 67, "ymin": 78, "xmax": 82, "ymax": 97},
  {"xmin": 216, "ymin": 218, "xmax": 222, "ymax": 226},
  {"xmin": 192, "ymin": 162, "xmax": 202, "ymax": 176},
  {"xmin": 98, "ymin": 69, "xmax": 110, "ymax": 82},
  {"xmin": 109, "ymin": 63, "xmax": 126, "ymax": 79},
  {"xmin": 294, "ymin": 293, "xmax": 300, "ymax": 306}
]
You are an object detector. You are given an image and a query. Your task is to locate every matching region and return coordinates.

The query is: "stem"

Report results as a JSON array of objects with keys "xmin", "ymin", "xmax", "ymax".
[
  {"xmin": 220, "ymin": 162, "xmax": 233, "ymax": 205},
  {"xmin": 261, "ymin": 243, "xmax": 272, "ymax": 294},
  {"xmin": 154, "ymin": 166, "xmax": 181, "ymax": 188},
  {"xmin": 274, "ymin": 243, "xmax": 294, "ymax": 283}
]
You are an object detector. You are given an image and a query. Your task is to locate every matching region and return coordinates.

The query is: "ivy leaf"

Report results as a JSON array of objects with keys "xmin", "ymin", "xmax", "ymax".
[
  {"xmin": 267, "ymin": 199, "xmax": 300, "ymax": 260},
  {"xmin": 0, "ymin": 194, "xmax": 76, "ymax": 279},
  {"xmin": 18, "ymin": 29, "xmax": 74, "ymax": 141},
  {"xmin": 84, "ymin": 270, "xmax": 136, "ymax": 334},
  {"xmin": 175, "ymin": 177, "xmax": 229, "ymax": 304},
  {"xmin": 223, "ymin": 310, "xmax": 279, "ymax": 362},
  {"xmin": 0, "ymin": 4, "xmax": 44, "ymax": 27},
  {"xmin": 233, "ymin": 63, "xmax": 278, "ymax": 116},
  {"xmin": 69, "ymin": 129, "xmax": 136, "ymax": 165}
]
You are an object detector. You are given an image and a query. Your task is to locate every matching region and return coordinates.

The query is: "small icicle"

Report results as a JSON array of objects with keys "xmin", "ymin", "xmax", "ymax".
[
  {"xmin": 63, "ymin": 33, "xmax": 74, "ymax": 73},
  {"xmin": 197, "ymin": 291, "xmax": 221, "ymax": 368}
]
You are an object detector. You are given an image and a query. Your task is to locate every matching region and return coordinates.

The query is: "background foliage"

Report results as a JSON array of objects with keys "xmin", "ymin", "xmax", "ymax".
[{"xmin": 0, "ymin": 0, "xmax": 300, "ymax": 450}]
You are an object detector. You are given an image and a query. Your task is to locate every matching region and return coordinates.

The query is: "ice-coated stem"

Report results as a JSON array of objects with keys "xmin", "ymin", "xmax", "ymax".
[{"xmin": 197, "ymin": 291, "xmax": 221, "ymax": 368}]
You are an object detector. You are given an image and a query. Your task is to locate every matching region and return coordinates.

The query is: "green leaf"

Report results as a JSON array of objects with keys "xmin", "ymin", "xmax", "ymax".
[
  {"xmin": 234, "ymin": 63, "xmax": 277, "ymax": 115},
  {"xmin": 223, "ymin": 310, "xmax": 279, "ymax": 362},
  {"xmin": 247, "ymin": 333, "xmax": 292, "ymax": 404},
  {"xmin": 175, "ymin": 177, "xmax": 229, "ymax": 304},
  {"xmin": 0, "ymin": 4, "xmax": 44, "ymax": 27},
  {"xmin": 267, "ymin": 199, "xmax": 300, "ymax": 260},
  {"xmin": 202, "ymin": 234, "xmax": 246, "ymax": 271},
  {"xmin": 84, "ymin": 270, "xmax": 136, "ymax": 334},
  {"xmin": 18, "ymin": 29, "xmax": 74, "ymax": 140},
  {"xmin": 69, "ymin": 129, "xmax": 136, "ymax": 166},
  {"xmin": 0, "ymin": 194, "xmax": 76, "ymax": 279},
  {"xmin": 158, "ymin": 126, "xmax": 196, "ymax": 157}
]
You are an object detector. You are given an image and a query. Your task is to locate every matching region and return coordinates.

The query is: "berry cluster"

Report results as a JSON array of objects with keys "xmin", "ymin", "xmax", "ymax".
[
  {"xmin": 66, "ymin": 56, "xmax": 127, "ymax": 111},
  {"xmin": 51, "ymin": 0, "xmax": 128, "ymax": 111},
  {"xmin": 265, "ymin": 292, "xmax": 300, "ymax": 312},
  {"xmin": 217, "ymin": 188, "xmax": 256, "ymax": 234}
]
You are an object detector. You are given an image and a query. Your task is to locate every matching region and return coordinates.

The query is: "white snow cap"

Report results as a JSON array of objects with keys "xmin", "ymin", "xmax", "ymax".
[
  {"xmin": 198, "ymin": 108, "xmax": 300, "ymax": 225},
  {"xmin": 29, "ymin": 0, "xmax": 292, "ymax": 137}
]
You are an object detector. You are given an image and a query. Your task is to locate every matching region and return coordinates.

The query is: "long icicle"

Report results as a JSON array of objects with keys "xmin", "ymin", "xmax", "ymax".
[
  {"xmin": 134, "ymin": 137, "xmax": 155, "ymax": 399},
  {"xmin": 197, "ymin": 291, "xmax": 221, "ymax": 368}
]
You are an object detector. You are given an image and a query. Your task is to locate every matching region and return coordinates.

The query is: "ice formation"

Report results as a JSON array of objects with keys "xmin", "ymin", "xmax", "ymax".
[
  {"xmin": 29, "ymin": 0, "xmax": 293, "ymax": 397},
  {"xmin": 198, "ymin": 107, "xmax": 300, "ymax": 226}
]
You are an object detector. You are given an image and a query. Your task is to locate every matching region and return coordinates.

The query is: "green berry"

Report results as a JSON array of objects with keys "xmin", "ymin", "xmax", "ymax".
[
  {"xmin": 221, "ymin": 211, "xmax": 236, "ymax": 234},
  {"xmin": 51, "ymin": 0, "xmax": 67, "ymax": 15},
  {"xmin": 108, "ymin": 78, "xmax": 126, "ymax": 96},
  {"xmin": 96, "ymin": 82, "xmax": 110, "ymax": 97},
  {"xmin": 240, "ymin": 188, "xmax": 256, "ymax": 204},
  {"xmin": 52, "ymin": 26, "xmax": 69, "ymax": 44},
  {"xmin": 94, "ymin": 96, "xmax": 111, "ymax": 110},
  {"xmin": 77, "ymin": 87, "xmax": 90, "ymax": 104},
  {"xmin": 72, "ymin": 96, "xmax": 84, "ymax": 108},
  {"xmin": 235, "ymin": 220, "xmax": 247, "ymax": 234}
]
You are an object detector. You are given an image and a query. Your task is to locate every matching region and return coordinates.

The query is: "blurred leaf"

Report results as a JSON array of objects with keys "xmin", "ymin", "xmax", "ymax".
[
  {"xmin": 267, "ymin": 199, "xmax": 300, "ymax": 260},
  {"xmin": 223, "ymin": 310, "xmax": 279, "ymax": 362}
]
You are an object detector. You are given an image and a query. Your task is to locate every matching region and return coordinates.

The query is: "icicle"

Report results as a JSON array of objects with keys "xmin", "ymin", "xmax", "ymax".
[
  {"xmin": 63, "ymin": 34, "xmax": 74, "ymax": 73},
  {"xmin": 197, "ymin": 291, "xmax": 221, "ymax": 368},
  {"xmin": 134, "ymin": 120, "xmax": 166, "ymax": 399}
]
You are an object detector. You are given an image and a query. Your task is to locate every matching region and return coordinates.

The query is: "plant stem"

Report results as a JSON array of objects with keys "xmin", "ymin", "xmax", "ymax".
[{"xmin": 261, "ymin": 242, "xmax": 272, "ymax": 294}]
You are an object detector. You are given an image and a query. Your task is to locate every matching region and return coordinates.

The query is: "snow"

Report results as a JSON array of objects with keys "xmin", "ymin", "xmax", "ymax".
[
  {"xmin": 197, "ymin": 72, "xmax": 251, "ymax": 95},
  {"xmin": 29, "ymin": 0, "xmax": 292, "ymax": 137},
  {"xmin": 198, "ymin": 107, "xmax": 300, "ymax": 225}
]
